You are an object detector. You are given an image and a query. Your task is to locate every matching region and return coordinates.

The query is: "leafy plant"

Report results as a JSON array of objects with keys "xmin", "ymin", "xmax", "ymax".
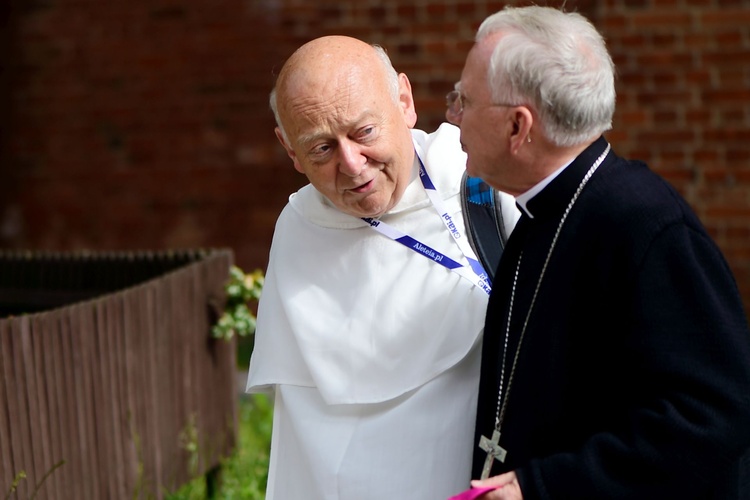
[{"xmin": 212, "ymin": 266, "xmax": 264, "ymax": 341}]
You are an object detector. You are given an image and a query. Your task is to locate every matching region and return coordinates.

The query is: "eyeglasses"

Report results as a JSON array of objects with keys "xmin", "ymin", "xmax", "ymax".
[
  {"xmin": 446, "ymin": 87, "xmax": 521, "ymax": 118},
  {"xmin": 445, "ymin": 89, "xmax": 464, "ymax": 117}
]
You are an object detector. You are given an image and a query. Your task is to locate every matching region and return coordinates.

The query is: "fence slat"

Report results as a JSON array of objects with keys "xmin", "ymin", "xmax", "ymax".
[
  {"xmin": 46, "ymin": 310, "xmax": 70, "ymax": 497},
  {"xmin": 70, "ymin": 304, "xmax": 101, "ymax": 499},
  {"xmin": 0, "ymin": 321, "xmax": 18, "ymax": 496},
  {"xmin": 8, "ymin": 319, "xmax": 33, "ymax": 499},
  {"xmin": 22, "ymin": 317, "xmax": 49, "ymax": 493},
  {"xmin": 144, "ymin": 282, "xmax": 165, "ymax": 497},
  {"xmin": 188, "ymin": 264, "xmax": 207, "ymax": 473},
  {"xmin": 123, "ymin": 287, "xmax": 146, "ymax": 497},
  {"xmin": 30, "ymin": 313, "xmax": 55, "ymax": 497},
  {"xmin": 105, "ymin": 296, "xmax": 128, "ymax": 499},
  {"xmin": 56, "ymin": 312, "xmax": 82, "ymax": 498},
  {"xmin": 92, "ymin": 299, "xmax": 115, "ymax": 498},
  {"xmin": 171, "ymin": 269, "xmax": 190, "ymax": 487}
]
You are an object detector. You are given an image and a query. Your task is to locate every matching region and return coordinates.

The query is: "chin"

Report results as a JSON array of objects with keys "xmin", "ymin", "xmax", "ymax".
[
  {"xmin": 352, "ymin": 192, "xmax": 395, "ymax": 219},
  {"xmin": 358, "ymin": 205, "xmax": 388, "ymax": 219}
]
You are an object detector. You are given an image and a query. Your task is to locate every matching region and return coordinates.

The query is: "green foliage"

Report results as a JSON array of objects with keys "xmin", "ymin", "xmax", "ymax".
[
  {"xmin": 212, "ymin": 266, "xmax": 264, "ymax": 341},
  {"xmin": 129, "ymin": 411, "xmax": 151, "ymax": 500},
  {"xmin": 165, "ymin": 394, "xmax": 273, "ymax": 500},
  {"xmin": 178, "ymin": 414, "xmax": 200, "ymax": 476},
  {"xmin": 4, "ymin": 471, "xmax": 26, "ymax": 500},
  {"xmin": 236, "ymin": 335, "xmax": 255, "ymax": 370},
  {"xmin": 214, "ymin": 394, "xmax": 273, "ymax": 499},
  {"xmin": 4, "ymin": 461, "xmax": 65, "ymax": 500},
  {"xmin": 170, "ymin": 264, "xmax": 270, "ymax": 499}
]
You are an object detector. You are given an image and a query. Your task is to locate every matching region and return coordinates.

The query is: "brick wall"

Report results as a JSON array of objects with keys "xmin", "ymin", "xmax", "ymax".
[
  {"xmin": 601, "ymin": 0, "xmax": 750, "ymax": 314},
  {"xmin": 2, "ymin": 0, "xmax": 749, "ymax": 313}
]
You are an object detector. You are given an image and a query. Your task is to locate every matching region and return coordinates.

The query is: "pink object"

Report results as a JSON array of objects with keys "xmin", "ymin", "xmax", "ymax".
[{"xmin": 447, "ymin": 486, "xmax": 499, "ymax": 500}]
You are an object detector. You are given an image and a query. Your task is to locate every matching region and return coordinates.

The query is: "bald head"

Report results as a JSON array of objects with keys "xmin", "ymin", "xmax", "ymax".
[{"xmin": 270, "ymin": 36, "xmax": 400, "ymax": 140}]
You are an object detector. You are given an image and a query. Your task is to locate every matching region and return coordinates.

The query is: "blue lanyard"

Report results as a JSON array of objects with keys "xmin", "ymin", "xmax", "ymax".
[{"xmin": 362, "ymin": 149, "xmax": 491, "ymax": 295}]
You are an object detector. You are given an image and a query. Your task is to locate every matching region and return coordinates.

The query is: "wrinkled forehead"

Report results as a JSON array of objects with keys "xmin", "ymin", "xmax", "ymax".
[
  {"xmin": 277, "ymin": 37, "xmax": 380, "ymax": 101},
  {"xmin": 278, "ymin": 63, "xmax": 390, "ymax": 143}
]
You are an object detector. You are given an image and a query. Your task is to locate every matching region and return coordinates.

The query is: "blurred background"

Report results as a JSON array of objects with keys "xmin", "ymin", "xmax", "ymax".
[{"xmin": 2, "ymin": 0, "xmax": 749, "ymax": 314}]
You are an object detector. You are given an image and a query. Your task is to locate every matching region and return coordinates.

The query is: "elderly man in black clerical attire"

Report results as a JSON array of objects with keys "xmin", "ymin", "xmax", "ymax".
[{"xmin": 446, "ymin": 5, "xmax": 750, "ymax": 500}]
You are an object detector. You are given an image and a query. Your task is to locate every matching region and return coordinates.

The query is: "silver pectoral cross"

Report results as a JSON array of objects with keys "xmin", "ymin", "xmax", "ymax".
[{"xmin": 478, "ymin": 429, "xmax": 507, "ymax": 480}]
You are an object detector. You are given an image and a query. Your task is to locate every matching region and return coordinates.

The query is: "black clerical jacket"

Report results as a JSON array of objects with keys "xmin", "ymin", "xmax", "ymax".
[{"xmin": 474, "ymin": 137, "xmax": 750, "ymax": 499}]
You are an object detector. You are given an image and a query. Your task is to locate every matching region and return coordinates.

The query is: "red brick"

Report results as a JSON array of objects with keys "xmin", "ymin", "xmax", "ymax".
[
  {"xmin": 701, "ymin": 9, "xmax": 750, "ymax": 27},
  {"xmin": 631, "ymin": 10, "xmax": 692, "ymax": 28},
  {"xmin": 635, "ymin": 50, "xmax": 695, "ymax": 68}
]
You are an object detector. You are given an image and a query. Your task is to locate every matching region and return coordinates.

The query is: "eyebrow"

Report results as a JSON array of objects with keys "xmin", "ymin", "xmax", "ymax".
[
  {"xmin": 296, "ymin": 131, "xmax": 326, "ymax": 149},
  {"xmin": 295, "ymin": 111, "xmax": 378, "ymax": 148}
]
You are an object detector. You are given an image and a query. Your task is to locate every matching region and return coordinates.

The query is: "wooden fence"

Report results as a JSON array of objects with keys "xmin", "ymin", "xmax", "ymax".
[{"xmin": 0, "ymin": 249, "xmax": 237, "ymax": 499}]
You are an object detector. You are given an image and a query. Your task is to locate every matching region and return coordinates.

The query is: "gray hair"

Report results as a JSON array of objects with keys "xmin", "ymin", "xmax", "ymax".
[
  {"xmin": 477, "ymin": 6, "xmax": 615, "ymax": 147},
  {"xmin": 270, "ymin": 44, "xmax": 400, "ymax": 144}
]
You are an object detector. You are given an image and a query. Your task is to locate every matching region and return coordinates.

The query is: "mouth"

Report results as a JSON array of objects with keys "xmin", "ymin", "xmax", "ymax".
[{"xmin": 349, "ymin": 178, "xmax": 375, "ymax": 194}]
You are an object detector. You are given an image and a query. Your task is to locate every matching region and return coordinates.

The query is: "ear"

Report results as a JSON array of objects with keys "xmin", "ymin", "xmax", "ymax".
[
  {"xmin": 509, "ymin": 106, "xmax": 533, "ymax": 155},
  {"xmin": 275, "ymin": 127, "xmax": 305, "ymax": 174},
  {"xmin": 397, "ymin": 73, "xmax": 418, "ymax": 128}
]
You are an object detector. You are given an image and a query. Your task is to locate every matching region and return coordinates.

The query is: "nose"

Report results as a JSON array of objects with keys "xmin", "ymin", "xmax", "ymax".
[
  {"xmin": 446, "ymin": 107, "xmax": 462, "ymax": 126},
  {"xmin": 338, "ymin": 140, "xmax": 366, "ymax": 176}
]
